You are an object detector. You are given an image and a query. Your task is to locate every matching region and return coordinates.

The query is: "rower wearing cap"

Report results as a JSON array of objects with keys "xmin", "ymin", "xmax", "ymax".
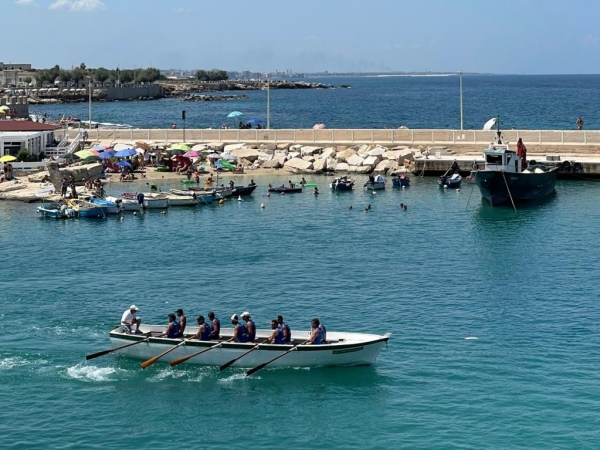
[
  {"xmin": 193, "ymin": 316, "xmax": 211, "ymax": 341},
  {"xmin": 277, "ymin": 315, "xmax": 291, "ymax": 343},
  {"xmin": 121, "ymin": 305, "xmax": 142, "ymax": 334},
  {"xmin": 307, "ymin": 318, "xmax": 324, "ymax": 345},
  {"xmin": 208, "ymin": 311, "xmax": 220, "ymax": 340},
  {"xmin": 264, "ymin": 319, "xmax": 285, "ymax": 344},
  {"xmin": 241, "ymin": 312, "xmax": 256, "ymax": 342},
  {"xmin": 228, "ymin": 314, "xmax": 248, "ymax": 343}
]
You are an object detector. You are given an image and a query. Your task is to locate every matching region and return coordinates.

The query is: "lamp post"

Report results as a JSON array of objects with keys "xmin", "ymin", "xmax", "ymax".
[
  {"xmin": 182, "ymin": 110, "xmax": 186, "ymax": 142},
  {"xmin": 266, "ymin": 73, "xmax": 270, "ymax": 130},
  {"xmin": 459, "ymin": 71, "xmax": 463, "ymax": 131},
  {"xmin": 87, "ymin": 75, "xmax": 92, "ymax": 130}
]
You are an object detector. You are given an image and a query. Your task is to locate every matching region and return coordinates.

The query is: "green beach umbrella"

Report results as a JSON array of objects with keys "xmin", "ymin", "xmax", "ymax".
[
  {"xmin": 170, "ymin": 143, "xmax": 191, "ymax": 151},
  {"xmin": 75, "ymin": 150, "xmax": 95, "ymax": 159}
]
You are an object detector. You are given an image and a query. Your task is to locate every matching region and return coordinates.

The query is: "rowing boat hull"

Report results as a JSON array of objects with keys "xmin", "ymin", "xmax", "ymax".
[{"xmin": 108, "ymin": 326, "xmax": 390, "ymax": 368}]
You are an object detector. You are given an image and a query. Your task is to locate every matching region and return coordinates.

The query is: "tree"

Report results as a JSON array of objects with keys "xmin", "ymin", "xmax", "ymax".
[
  {"xmin": 94, "ymin": 68, "xmax": 110, "ymax": 85},
  {"xmin": 79, "ymin": 62, "xmax": 87, "ymax": 71},
  {"xmin": 17, "ymin": 149, "xmax": 30, "ymax": 162},
  {"xmin": 71, "ymin": 68, "xmax": 86, "ymax": 84},
  {"xmin": 58, "ymin": 70, "xmax": 71, "ymax": 85},
  {"xmin": 23, "ymin": 76, "xmax": 32, "ymax": 84},
  {"xmin": 119, "ymin": 70, "xmax": 134, "ymax": 83}
]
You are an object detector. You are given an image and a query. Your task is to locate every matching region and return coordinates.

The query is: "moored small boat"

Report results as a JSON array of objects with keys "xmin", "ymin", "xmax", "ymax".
[
  {"xmin": 438, "ymin": 173, "xmax": 462, "ymax": 188},
  {"xmin": 108, "ymin": 194, "xmax": 140, "ymax": 211},
  {"xmin": 68, "ymin": 199, "xmax": 106, "ymax": 218},
  {"xmin": 37, "ymin": 202, "xmax": 76, "ymax": 219},
  {"xmin": 364, "ymin": 175, "xmax": 386, "ymax": 190},
  {"xmin": 89, "ymin": 197, "xmax": 121, "ymax": 214},
  {"xmin": 142, "ymin": 193, "xmax": 169, "ymax": 209},
  {"xmin": 331, "ymin": 176, "xmax": 355, "ymax": 191},
  {"xmin": 106, "ymin": 325, "xmax": 391, "ymax": 369},
  {"xmin": 268, "ymin": 185, "xmax": 303, "ymax": 193},
  {"xmin": 392, "ymin": 174, "xmax": 410, "ymax": 187},
  {"xmin": 231, "ymin": 184, "xmax": 258, "ymax": 196},
  {"xmin": 165, "ymin": 194, "xmax": 198, "ymax": 206}
]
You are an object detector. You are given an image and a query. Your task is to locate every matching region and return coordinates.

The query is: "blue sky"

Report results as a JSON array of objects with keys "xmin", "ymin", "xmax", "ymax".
[{"xmin": 6, "ymin": 0, "xmax": 600, "ymax": 74}]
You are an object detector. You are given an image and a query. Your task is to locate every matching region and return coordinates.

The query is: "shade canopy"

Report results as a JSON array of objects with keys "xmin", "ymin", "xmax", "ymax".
[
  {"xmin": 227, "ymin": 111, "xmax": 243, "ymax": 118},
  {"xmin": 114, "ymin": 148, "xmax": 137, "ymax": 157},
  {"xmin": 0, "ymin": 154, "xmax": 17, "ymax": 162}
]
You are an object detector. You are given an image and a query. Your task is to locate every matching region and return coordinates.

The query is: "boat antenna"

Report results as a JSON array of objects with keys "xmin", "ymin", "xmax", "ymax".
[{"xmin": 496, "ymin": 115, "xmax": 501, "ymax": 133}]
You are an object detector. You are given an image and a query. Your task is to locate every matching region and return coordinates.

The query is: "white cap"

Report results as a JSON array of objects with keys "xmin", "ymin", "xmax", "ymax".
[
  {"xmin": 231, "ymin": 314, "xmax": 238, "ymax": 321},
  {"xmin": 130, "ymin": 305, "xmax": 139, "ymax": 311},
  {"xmin": 241, "ymin": 311, "xmax": 250, "ymax": 318}
]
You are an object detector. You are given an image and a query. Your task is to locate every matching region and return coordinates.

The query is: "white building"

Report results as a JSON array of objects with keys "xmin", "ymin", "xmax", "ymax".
[{"xmin": 0, "ymin": 122, "xmax": 60, "ymax": 158}]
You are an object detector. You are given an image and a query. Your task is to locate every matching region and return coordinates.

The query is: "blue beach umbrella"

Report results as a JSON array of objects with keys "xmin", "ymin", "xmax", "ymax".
[
  {"xmin": 92, "ymin": 145, "xmax": 106, "ymax": 151},
  {"xmin": 247, "ymin": 118, "xmax": 261, "ymax": 124},
  {"xmin": 114, "ymin": 148, "xmax": 136, "ymax": 157},
  {"xmin": 227, "ymin": 111, "xmax": 243, "ymax": 118},
  {"xmin": 117, "ymin": 161, "xmax": 132, "ymax": 168},
  {"xmin": 98, "ymin": 150, "xmax": 116, "ymax": 159}
]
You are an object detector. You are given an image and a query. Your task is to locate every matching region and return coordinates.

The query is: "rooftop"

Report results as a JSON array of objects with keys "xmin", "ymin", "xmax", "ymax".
[{"xmin": 0, "ymin": 121, "xmax": 61, "ymax": 132}]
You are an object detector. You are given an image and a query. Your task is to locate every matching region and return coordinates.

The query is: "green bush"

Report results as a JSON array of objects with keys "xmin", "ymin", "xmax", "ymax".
[{"xmin": 17, "ymin": 149, "xmax": 30, "ymax": 162}]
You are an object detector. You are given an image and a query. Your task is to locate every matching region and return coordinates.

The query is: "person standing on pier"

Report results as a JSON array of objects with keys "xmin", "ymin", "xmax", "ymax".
[
  {"xmin": 577, "ymin": 116, "xmax": 584, "ymax": 130},
  {"xmin": 517, "ymin": 138, "xmax": 528, "ymax": 169}
]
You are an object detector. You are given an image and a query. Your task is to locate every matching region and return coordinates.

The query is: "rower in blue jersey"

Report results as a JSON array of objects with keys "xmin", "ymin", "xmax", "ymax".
[
  {"xmin": 307, "ymin": 318, "xmax": 324, "ymax": 345},
  {"xmin": 193, "ymin": 315, "xmax": 211, "ymax": 341},
  {"xmin": 241, "ymin": 311, "xmax": 256, "ymax": 342},
  {"xmin": 277, "ymin": 315, "xmax": 291, "ymax": 343},
  {"xmin": 228, "ymin": 314, "xmax": 248, "ymax": 343},
  {"xmin": 265, "ymin": 319, "xmax": 286, "ymax": 344},
  {"xmin": 319, "ymin": 321, "xmax": 326, "ymax": 343},
  {"xmin": 207, "ymin": 311, "xmax": 220, "ymax": 340},
  {"xmin": 163, "ymin": 313, "xmax": 180, "ymax": 339}
]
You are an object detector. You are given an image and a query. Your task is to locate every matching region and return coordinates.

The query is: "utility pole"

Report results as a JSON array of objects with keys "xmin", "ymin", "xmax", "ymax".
[{"xmin": 459, "ymin": 71, "xmax": 463, "ymax": 130}]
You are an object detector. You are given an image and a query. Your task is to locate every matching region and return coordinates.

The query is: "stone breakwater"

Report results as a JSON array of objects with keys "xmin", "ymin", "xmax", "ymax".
[
  {"xmin": 213, "ymin": 142, "xmax": 417, "ymax": 175},
  {"xmin": 160, "ymin": 80, "xmax": 350, "ymax": 97}
]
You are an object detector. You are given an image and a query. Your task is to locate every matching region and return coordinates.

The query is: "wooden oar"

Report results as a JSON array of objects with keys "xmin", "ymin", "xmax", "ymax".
[
  {"xmin": 86, "ymin": 335, "xmax": 150, "ymax": 360},
  {"xmin": 169, "ymin": 342, "xmax": 222, "ymax": 367},
  {"xmin": 219, "ymin": 342, "xmax": 262, "ymax": 372},
  {"xmin": 140, "ymin": 337, "xmax": 193, "ymax": 369},
  {"xmin": 245, "ymin": 340, "xmax": 310, "ymax": 377}
]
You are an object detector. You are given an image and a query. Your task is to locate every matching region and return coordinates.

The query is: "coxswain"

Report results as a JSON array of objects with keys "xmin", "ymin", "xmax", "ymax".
[
  {"xmin": 208, "ymin": 311, "xmax": 220, "ymax": 340},
  {"xmin": 264, "ymin": 319, "xmax": 286, "ymax": 344},
  {"xmin": 121, "ymin": 305, "xmax": 142, "ymax": 334},
  {"xmin": 228, "ymin": 314, "xmax": 247, "ymax": 343},
  {"xmin": 307, "ymin": 318, "xmax": 324, "ymax": 345},
  {"xmin": 193, "ymin": 316, "xmax": 211, "ymax": 341},
  {"xmin": 241, "ymin": 312, "xmax": 256, "ymax": 342},
  {"xmin": 162, "ymin": 313, "xmax": 180, "ymax": 338},
  {"xmin": 277, "ymin": 315, "xmax": 291, "ymax": 343},
  {"xmin": 176, "ymin": 309, "xmax": 187, "ymax": 337}
]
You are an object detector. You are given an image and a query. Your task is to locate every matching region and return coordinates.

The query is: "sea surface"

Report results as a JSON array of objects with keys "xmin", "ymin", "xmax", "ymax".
[
  {"xmin": 30, "ymin": 74, "xmax": 600, "ymax": 130},
  {"xmin": 1, "ymin": 175, "xmax": 600, "ymax": 449}
]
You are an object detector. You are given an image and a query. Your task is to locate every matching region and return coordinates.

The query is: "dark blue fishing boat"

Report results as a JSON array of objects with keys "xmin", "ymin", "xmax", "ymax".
[
  {"xmin": 392, "ymin": 174, "xmax": 410, "ymax": 187},
  {"xmin": 475, "ymin": 142, "xmax": 557, "ymax": 206},
  {"xmin": 330, "ymin": 176, "xmax": 355, "ymax": 191}
]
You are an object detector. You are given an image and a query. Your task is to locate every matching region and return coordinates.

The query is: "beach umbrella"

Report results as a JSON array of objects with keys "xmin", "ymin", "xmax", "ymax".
[
  {"xmin": 75, "ymin": 150, "xmax": 96, "ymax": 159},
  {"xmin": 113, "ymin": 143, "xmax": 135, "ymax": 151},
  {"xmin": 91, "ymin": 145, "xmax": 106, "ymax": 151},
  {"xmin": 136, "ymin": 141, "xmax": 152, "ymax": 151},
  {"xmin": 207, "ymin": 153, "xmax": 221, "ymax": 159},
  {"xmin": 168, "ymin": 149, "xmax": 185, "ymax": 156},
  {"xmin": 171, "ymin": 143, "xmax": 191, "ymax": 151},
  {"xmin": 114, "ymin": 148, "xmax": 137, "ymax": 157},
  {"xmin": 192, "ymin": 144, "xmax": 207, "ymax": 151},
  {"xmin": 483, "ymin": 117, "xmax": 498, "ymax": 130},
  {"xmin": 0, "ymin": 110, "xmax": 5, "ymax": 115},
  {"xmin": 222, "ymin": 154, "xmax": 237, "ymax": 161},
  {"xmin": 117, "ymin": 161, "xmax": 132, "ymax": 168},
  {"xmin": 0, "ymin": 105, "xmax": 10, "ymax": 111},
  {"xmin": 247, "ymin": 118, "xmax": 261, "ymax": 124},
  {"xmin": 98, "ymin": 150, "xmax": 116, "ymax": 159},
  {"xmin": 183, "ymin": 150, "xmax": 199, "ymax": 158},
  {"xmin": 0, "ymin": 155, "xmax": 17, "ymax": 162},
  {"xmin": 227, "ymin": 111, "xmax": 243, "ymax": 118},
  {"xmin": 84, "ymin": 155, "xmax": 101, "ymax": 162}
]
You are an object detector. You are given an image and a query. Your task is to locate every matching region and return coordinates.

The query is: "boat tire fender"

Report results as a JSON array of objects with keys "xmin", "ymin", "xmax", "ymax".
[
  {"xmin": 574, "ymin": 162, "xmax": 583, "ymax": 172},
  {"xmin": 529, "ymin": 160, "xmax": 537, "ymax": 166},
  {"xmin": 562, "ymin": 161, "xmax": 571, "ymax": 171}
]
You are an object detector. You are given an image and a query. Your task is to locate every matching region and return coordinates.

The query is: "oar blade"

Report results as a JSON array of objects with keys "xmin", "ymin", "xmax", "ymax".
[
  {"xmin": 219, "ymin": 359, "xmax": 236, "ymax": 372},
  {"xmin": 85, "ymin": 349, "xmax": 113, "ymax": 360},
  {"xmin": 245, "ymin": 362, "xmax": 268, "ymax": 377},
  {"xmin": 140, "ymin": 356, "xmax": 159, "ymax": 369},
  {"xmin": 169, "ymin": 354, "xmax": 192, "ymax": 367}
]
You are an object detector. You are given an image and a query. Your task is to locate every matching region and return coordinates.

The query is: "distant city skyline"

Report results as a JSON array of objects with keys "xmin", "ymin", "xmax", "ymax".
[{"xmin": 6, "ymin": 0, "xmax": 600, "ymax": 75}]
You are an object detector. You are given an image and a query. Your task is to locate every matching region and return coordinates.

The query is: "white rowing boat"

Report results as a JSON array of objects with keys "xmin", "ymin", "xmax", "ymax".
[{"xmin": 108, "ymin": 325, "xmax": 391, "ymax": 368}]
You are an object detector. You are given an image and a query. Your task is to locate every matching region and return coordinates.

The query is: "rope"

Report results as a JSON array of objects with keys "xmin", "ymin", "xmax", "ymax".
[
  {"xmin": 465, "ymin": 179, "xmax": 476, "ymax": 210},
  {"xmin": 501, "ymin": 170, "xmax": 517, "ymax": 212}
]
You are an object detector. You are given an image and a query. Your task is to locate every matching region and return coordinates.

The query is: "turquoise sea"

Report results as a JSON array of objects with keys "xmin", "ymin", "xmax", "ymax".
[{"xmin": 2, "ymin": 173, "xmax": 600, "ymax": 449}]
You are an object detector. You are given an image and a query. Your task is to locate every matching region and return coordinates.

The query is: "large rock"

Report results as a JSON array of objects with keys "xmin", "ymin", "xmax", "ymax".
[
  {"xmin": 230, "ymin": 148, "xmax": 261, "ymax": 162},
  {"xmin": 334, "ymin": 162, "xmax": 349, "ymax": 172},
  {"xmin": 321, "ymin": 147, "xmax": 336, "ymax": 160},
  {"xmin": 28, "ymin": 171, "xmax": 50, "ymax": 182},
  {"xmin": 312, "ymin": 158, "xmax": 327, "ymax": 172},
  {"xmin": 336, "ymin": 145, "xmax": 348, "ymax": 153},
  {"xmin": 284, "ymin": 158, "xmax": 314, "ymax": 171},
  {"xmin": 259, "ymin": 143, "xmax": 277, "ymax": 151},
  {"xmin": 367, "ymin": 146, "xmax": 387, "ymax": 157},
  {"xmin": 224, "ymin": 143, "xmax": 245, "ymax": 152},
  {"xmin": 374, "ymin": 159, "xmax": 397, "ymax": 173},
  {"xmin": 207, "ymin": 142, "xmax": 225, "ymax": 151},
  {"xmin": 362, "ymin": 155, "xmax": 381, "ymax": 168},
  {"xmin": 290, "ymin": 144, "xmax": 303, "ymax": 151},
  {"xmin": 302, "ymin": 156, "xmax": 316, "ymax": 163},
  {"xmin": 274, "ymin": 149, "xmax": 288, "ymax": 157},
  {"xmin": 287, "ymin": 151, "xmax": 300, "ymax": 160},
  {"xmin": 300, "ymin": 146, "xmax": 323, "ymax": 156},
  {"xmin": 277, "ymin": 143, "xmax": 291, "ymax": 150},
  {"xmin": 263, "ymin": 157, "xmax": 284, "ymax": 169},
  {"xmin": 346, "ymin": 154, "xmax": 365, "ymax": 166},
  {"xmin": 326, "ymin": 158, "xmax": 338, "ymax": 171},
  {"xmin": 336, "ymin": 149, "xmax": 356, "ymax": 162},
  {"xmin": 357, "ymin": 144, "xmax": 372, "ymax": 157},
  {"xmin": 382, "ymin": 148, "xmax": 414, "ymax": 162},
  {"xmin": 257, "ymin": 152, "xmax": 273, "ymax": 162},
  {"xmin": 349, "ymin": 165, "xmax": 373, "ymax": 174}
]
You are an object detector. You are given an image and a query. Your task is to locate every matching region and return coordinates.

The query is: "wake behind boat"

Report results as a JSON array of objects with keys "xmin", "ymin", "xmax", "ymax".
[{"xmin": 107, "ymin": 325, "xmax": 390, "ymax": 368}]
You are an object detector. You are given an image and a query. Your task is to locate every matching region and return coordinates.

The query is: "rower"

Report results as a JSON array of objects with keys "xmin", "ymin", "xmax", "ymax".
[
  {"xmin": 228, "ymin": 314, "xmax": 247, "ymax": 343},
  {"xmin": 277, "ymin": 315, "xmax": 291, "ymax": 343},
  {"xmin": 193, "ymin": 316, "xmax": 211, "ymax": 341},
  {"xmin": 264, "ymin": 319, "xmax": 285, "ymax": 344},
  {"xmin": 208, "ymin": 311, "xmax": 220, "ymax": 340},
  {"xmin": 121, "ymin": 305, "xmax": 142, "ymax": 334},
  {"xmin": 241, "ymin": 312, "xmax": 256, "ymax": 342},
  {"xmin": 307, "ymin": 318, "xmax": 324, "ymax": 345},
  {"xmin": 319, "ymin": 320, "xmax": 327, "ymax": 343},
  {"xmin": 162, "ymin": 313, "xmax": 180, "ymax": 339},
  {"xmin": 176, "ymin": 309, "xmax": 187, "ymax": 338}
]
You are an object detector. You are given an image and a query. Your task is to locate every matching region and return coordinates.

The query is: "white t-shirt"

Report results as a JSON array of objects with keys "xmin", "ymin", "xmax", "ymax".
[{"xmin": 121, "ymin": 309, "xmax": 137, "ymax": 325}]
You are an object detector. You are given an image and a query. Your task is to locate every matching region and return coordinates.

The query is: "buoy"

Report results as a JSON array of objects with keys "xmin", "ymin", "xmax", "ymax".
[
  {"xmin": 456, "ymin": 189, "xmax": 460, "ymax": 192},
  {"xmin": 444, "ymin": 185, "xmax": 448, "ymax": 189},
  {"xmin": 260, "ymin": 203, "xmax": 265, "ymax": 209},
  {"xmin": 281, "ymin": 192, "xmax": 285, "ymax": 195},
  {"xmin": 401, "ymin": 185, "xmax": 405, "ymax": 189},
  {"xmin": 372, "ymin": 191, "xmax": 376, "ymax": 195},
  {"xmin": 238, "ymin": 195, "xmax": 242, "ymax": 202},
  {"xmin": 464, "ymin": 337, "xmax": 478, "ymax": 340},
  {"xmin": 219, "ymin": 198, "xmax": 225, "ymax": 204},
  {"xmin": 120, "ymin": 216, "xmax": 124, "ymax": 222},
  {"xmin": 161, "ymin": 211, "xmax": 166, "ymax": 214},
  {"xmin": 133, "ymin": 212, "xmax": 137, "ymax": 216}
]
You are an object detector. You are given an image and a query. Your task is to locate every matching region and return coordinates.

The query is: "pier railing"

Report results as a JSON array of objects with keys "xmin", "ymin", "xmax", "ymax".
[
  {"xmin": 46, "ymin": 132, "xmax": 82, "ymax": 158},
  {"xmin": 65, "ymin": 128, "xmax": 600, "ymax": 146}
]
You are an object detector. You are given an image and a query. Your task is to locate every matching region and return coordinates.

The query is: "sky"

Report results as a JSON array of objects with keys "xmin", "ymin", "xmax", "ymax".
[{"xmin": 5, "ymin": 0, "xmax": 600, "ymax": 74}]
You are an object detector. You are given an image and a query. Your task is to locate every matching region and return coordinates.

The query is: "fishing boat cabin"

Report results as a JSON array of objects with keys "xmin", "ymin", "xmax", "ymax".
[{"xmin": 483, "ymin": 144, "xmax": 524, "ymax": 173}]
